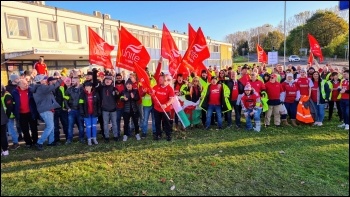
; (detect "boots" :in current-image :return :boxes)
[282,119,291,126]
[291,119,298,127]
[87,138,92,146]
[92,137,98,145]
[253,121,261,132]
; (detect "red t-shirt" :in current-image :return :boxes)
[340,79,349,100]
[152,84,175,112]
[239,74,250,87]
[295,77,313,96]
[86,92,94,115]
[331,80,341,101]
[208,84,222,105]
[230,81,239,101]
[34,62,48,75]
[265,81,283,100]
[311,81,319,102]
[282,81,299,103]
[115,83,125,109]
[241,93,260,110]
[250,80,265,94]
[18,88,30,113]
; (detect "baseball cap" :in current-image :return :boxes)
[47,76,57,82]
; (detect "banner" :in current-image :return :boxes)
[134,62,152,93]
[88,27,114,69]
[172,96,191,128]
[117,26,150,71]
[308,33,323,63]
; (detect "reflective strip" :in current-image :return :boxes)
[64,96,70,100]
[79,99,84,104]
[296,112,312,118]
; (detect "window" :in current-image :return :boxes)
[65,24,80,43]
[39,20,56,41]
[7,15,29,38]
[214,45,219,52]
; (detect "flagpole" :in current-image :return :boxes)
[283,1,287,71]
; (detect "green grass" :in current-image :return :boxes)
[1,118,349,196]
[233,56,249,63]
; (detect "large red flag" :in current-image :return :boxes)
[134,62,152,93]
[88,27,114,69]
[308,33,323,63]
[308,51,314,65]
[256,44,268,63]
[117,26,150,71]
[161,24,182,78]
[180,27,210,77]
[188,23,196,47]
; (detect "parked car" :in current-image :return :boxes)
[288,55,301,62]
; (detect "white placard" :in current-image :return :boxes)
[268,52,278,65]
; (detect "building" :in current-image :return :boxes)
[1,1,233,84]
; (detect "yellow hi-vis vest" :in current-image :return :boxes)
[337,79,346,100]
[142,77,157,107]
[1,92,15,118]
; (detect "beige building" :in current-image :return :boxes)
[1,1,232,84]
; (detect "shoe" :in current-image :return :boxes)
[338,123,346,128]
[317,122,323,126]
[47,142,57,146]
[141,133,147,138]
[36,143,43,151]
[113,137,119,142]
[345,124,349,130]
[92,137,98,145]
[235,125,241,129]
[123,135,128,142]
[135,134,141,141]
[18,134,23,142]
[153,135,160,141]
[2,150,9,156]
[166,136,172,141]
[11,143,20,150]
[87,139,92,146]
[65,140,72,145]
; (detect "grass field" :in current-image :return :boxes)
[1,118,349,196]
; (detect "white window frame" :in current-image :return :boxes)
[64,23,81,43]
[38,19,57,41]
[6,14,31,39]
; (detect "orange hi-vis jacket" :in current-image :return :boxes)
[296,95,314,123]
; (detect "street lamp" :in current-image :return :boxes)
[283,1,287,70]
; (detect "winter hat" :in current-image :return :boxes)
[83,81,93,87]
[301,68,307,73]
[286,73,293,78]
[34,75,48,83]
[10,74,20,82]
[244,83,252,91]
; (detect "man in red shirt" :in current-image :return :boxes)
[338,69,349,130]
[239,65,251,87]
[151,75,175,141]
[264,74,284,127]
[225,71,244,128]
[33,57,48,76]
[249,72,265,96]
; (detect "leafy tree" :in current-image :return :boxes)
[323,33,349,58]
[236,39,249,56]
[262,31,284,51]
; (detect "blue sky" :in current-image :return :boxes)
[46,1,339,41]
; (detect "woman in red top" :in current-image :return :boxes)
[281,73,300,126]
[79,81,101,146]
[328,72,342,121]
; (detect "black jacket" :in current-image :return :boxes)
[65,86,84,110]
[225,80,244,101]
[98,85,117,112]
[6,83,17,96]
[54,85,67,110]
[121,89,140,114]
[189,85,201,103]
[79,90,101,118]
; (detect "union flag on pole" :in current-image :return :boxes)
[256,44,268,63]
[308,51,314,65]
[308,33,323,63]
[134,62,152,93]
[88,27,114,69]
[188,23,196,47]
[161,23,182,78]
[117,26,150,71]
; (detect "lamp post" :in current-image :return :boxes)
[283,1,287,70]
[258,24,271,46]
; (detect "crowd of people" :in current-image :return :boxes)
[1,57,349,156]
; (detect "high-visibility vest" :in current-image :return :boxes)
[327,81,333,100]
[320,80,327,100]
[141,77,157,107]
[260,91,269,112]
[1,92,15,118]
[296,95,314,123]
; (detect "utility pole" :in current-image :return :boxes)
[283,1,287,70]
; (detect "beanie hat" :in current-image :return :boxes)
[34,75,48,83]
[286,73,293,78]
[244,83,252,91]
[10,74,20,82]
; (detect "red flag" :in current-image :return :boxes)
[308,33,323,63]
[88,27,114,69]
[188,23,196,48]
[117,26,150,71]
[256,44,268,63]
[180,27,210,77]
[134,62,152,93]
[308,52,314,64]
[161,24,182,78]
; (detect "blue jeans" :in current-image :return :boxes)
[116,108,124,137]
[227,100,242,127]
[314,102,325,123]
[68,109,84,141]
[245,108,261,130]
[84,115,97,139]
[284,102,297,119]
[103,111,118,138]
[142,106,156,134]
[340,99,349,125]
[205,105,222,128]
[37,111,55,145]
[7,118,18,144]
[54,109,68,141]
